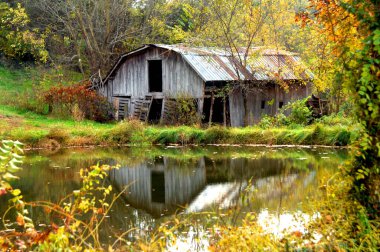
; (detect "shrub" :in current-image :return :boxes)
[258,115,275,129]
[71,103,85,121]
[316,113,355,127]
[203,126,231,143]
[285,98,313,125]
[161,93,201,126]
[46,127,69,143]
[258,99,312,128]
[107,120,144,144]
[335,129,351,146]
[43,81,114,122]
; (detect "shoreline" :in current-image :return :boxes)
[23,142,351,152]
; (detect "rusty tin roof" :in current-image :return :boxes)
[104,44,313,83]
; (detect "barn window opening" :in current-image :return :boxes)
[148,60,163,92]
[148,99,163,124]
[279,101,284,109]
[261,100,266,109]
[151,171,165,203]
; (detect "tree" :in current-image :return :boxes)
[185,0,313,126]
[0,2,48,62]
[306,0,379,216]
[21,0,145,75]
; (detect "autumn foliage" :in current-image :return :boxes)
[43,82,114,122]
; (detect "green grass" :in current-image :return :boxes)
[0,103,362,148]
[0,104,361,148]
[0,66,33,92]
[0,105,115,147]
[0,65,83,108]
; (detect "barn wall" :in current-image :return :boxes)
[106,47,204,99]
[229,83,309,126]
[163,52,204,97]
[245,83,309,124]
[229,90,245,127]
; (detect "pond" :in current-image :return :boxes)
[0,146,349,248]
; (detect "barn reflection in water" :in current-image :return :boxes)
[109,155,312,217]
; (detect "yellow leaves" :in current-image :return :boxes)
[11,188,21,196]
[0,2,48,62]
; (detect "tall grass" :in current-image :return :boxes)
[0,103,361,148]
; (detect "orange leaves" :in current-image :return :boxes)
[306,0,363,48]
[43,81,114,122]
[16,214,25,227]
[295,12,311,28]
[43,81,94,106]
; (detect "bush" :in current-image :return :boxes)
[43,82,114,122]
[161,94,201,126]
[316,113,355,127]
[203,126,231,143]
[258,115,276,129]
[285,98,313,125]
[107,120,144,144]
[258,99,312,128]
[335,129,351,146]
[46,127,69,143]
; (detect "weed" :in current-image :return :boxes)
[46,127,70,143]
[107,120,144,144]
[203,126,232,144]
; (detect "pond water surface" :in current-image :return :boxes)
[0,146,349,248]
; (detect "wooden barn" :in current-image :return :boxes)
[98,44,313,126]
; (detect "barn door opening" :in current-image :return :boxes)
[202,95,230,126]
[148,60,163,92]
[148,99,163,124]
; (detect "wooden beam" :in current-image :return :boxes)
[209,92,215,127]
[223,98,227,127]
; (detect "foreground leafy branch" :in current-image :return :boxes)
[0,140,131,251]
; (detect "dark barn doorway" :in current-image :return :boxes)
[202,96,230,125]
[148,60,163,92]
[148,99,163,124]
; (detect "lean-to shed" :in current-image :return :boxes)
[98,44,313,126]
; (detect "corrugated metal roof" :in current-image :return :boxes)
[153,44,314,82]
[103,44,313,83]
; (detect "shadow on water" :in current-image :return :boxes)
[0,146,349,245]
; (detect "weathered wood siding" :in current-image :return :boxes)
[107,47,204,99]
[229,82,310,126]
[229,89,245,127]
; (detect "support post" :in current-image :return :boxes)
[209,92,215,127]
[223,97,227,127]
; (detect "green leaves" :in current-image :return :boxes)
[373,29,380,54]
[0,140,35,237]
[1,140,24,181]
[3,172,19,181]
[0,3,48,62]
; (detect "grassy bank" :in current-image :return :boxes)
[0,105,361,149]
